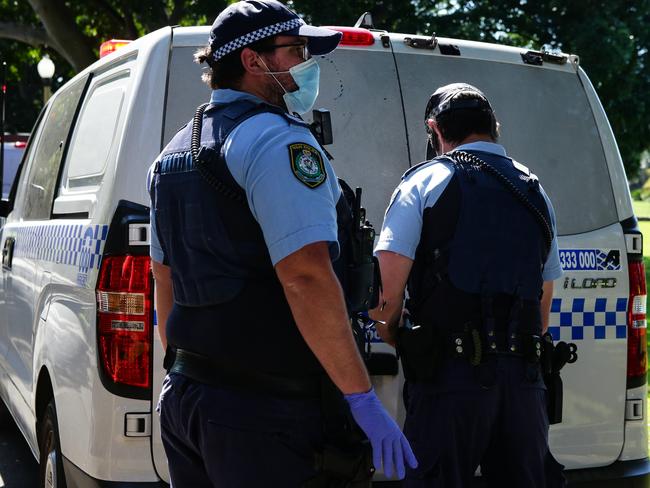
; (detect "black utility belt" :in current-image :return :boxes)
[396,324,543,383]
[168,348,321,398]
[446,329,543,365]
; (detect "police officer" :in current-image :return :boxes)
[371,83,565,487]
[148,1,416,486]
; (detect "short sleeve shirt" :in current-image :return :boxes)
[148,89,341,266]
[375,141,563,282]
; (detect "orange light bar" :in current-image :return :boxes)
[99,39,132,58]
[324,27,375,46]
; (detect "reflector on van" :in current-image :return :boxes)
[324,27,375,46]
[99,39,132,58]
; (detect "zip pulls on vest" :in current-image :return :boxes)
[257,55,320,115]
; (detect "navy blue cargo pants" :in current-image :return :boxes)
[158,373,323,487]
[403,355,566,487]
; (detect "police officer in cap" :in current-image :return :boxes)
[148,1,416,486]
[370,83,565,487]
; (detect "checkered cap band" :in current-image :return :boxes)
[212,18,304,61]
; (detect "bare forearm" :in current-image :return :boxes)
[276,242,371,395]
[369,251,413,347]
[282,270,371,394]
[370,295,403,346]
[152,261,173,350]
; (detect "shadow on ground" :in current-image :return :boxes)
[0,401,38,487]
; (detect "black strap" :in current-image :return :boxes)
[170,348,321,398]
[447,150,553,260]
[190,102,248,204]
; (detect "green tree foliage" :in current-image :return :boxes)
[1,0,648,175]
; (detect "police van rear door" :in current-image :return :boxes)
[390,35,630,470]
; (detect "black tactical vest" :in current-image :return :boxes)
[407,150,552,340]
[150,99,354,378]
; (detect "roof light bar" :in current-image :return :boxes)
[99,40,132,58]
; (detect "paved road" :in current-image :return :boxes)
[0,402,39,487]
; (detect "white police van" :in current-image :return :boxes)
[0,23,646,488]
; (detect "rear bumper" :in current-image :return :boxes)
[564,458,650,487]
[373,458,650,487]
[63,457,167,488]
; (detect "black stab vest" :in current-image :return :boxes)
[150,99,353,378]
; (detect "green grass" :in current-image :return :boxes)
[633,200,650,220]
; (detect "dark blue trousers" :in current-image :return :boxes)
[403,356,566,488]
[158,373,323,488]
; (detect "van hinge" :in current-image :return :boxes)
[404,34,437,51]
[521,50,568,66]
[128,224,150,246]
[625,399,644,421]
[625,233,643,256]
[124,413,151,437]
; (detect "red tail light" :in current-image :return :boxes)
[627,259,647,380]
[324,27,375,46]
[97,255,152,389]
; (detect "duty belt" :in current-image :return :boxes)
[169,348,321,398]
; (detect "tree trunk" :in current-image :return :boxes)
[27,0,97,72]
[0,22,50,47]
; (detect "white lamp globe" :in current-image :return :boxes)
[37,55,55,80]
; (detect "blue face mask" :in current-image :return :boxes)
[260,57,320,115]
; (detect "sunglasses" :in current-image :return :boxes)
[257,42,310,61]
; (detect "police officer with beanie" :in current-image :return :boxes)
[148,1,416,486]
[371,83,566,487]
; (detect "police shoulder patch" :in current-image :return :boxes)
[288,143,327,188]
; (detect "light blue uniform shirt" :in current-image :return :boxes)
[149,89,341,265]
[375,141,563,282]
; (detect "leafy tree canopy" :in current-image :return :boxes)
[1,0,648,175]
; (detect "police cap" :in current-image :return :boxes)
[209,0,342,62]
[424,83,493,121]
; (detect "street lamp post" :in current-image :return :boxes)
[37,54,55,105]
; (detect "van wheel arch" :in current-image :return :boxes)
[35,367,54,436]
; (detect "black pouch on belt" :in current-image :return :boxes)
[303,441,374,488]
[396,323,441,382]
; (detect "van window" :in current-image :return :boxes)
[19,75,88,220]
[162,47,211,145]
[62,71,130,190]
[394,54,617,236]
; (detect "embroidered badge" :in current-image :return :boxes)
[288,143,326,188]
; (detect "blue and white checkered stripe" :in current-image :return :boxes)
[596,250,621,270]
[548,297,628,342]
[12,224,109,272]
[212,18,304,61]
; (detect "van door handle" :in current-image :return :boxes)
[2,237,15,270]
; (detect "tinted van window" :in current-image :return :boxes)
[395,54,617,235]
[62,71,130,190]
[20,75,88,220]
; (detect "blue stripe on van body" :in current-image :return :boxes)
[10,224,109,286]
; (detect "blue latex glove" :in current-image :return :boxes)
[344,387,418,479]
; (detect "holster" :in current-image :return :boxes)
[540,332,577,425]
[545,372,564,425]
[396,323,442,382]
[304,379,374,488]
[304,441,373,488]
